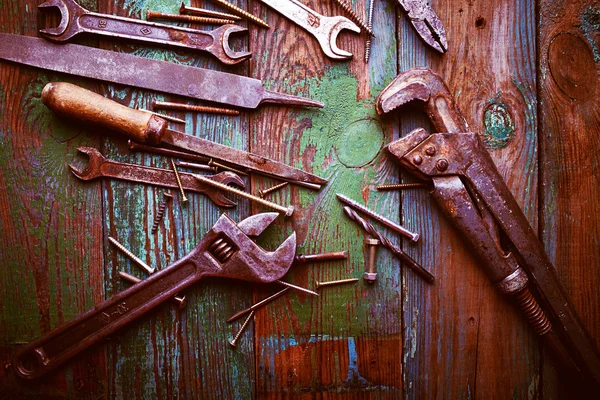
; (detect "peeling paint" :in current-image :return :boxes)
[482,96,515,149]
[581,5,600,63]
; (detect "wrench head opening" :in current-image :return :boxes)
[39,0,83,41]
[198,213,296,283]
[323,19,360,60]
[219,25,252,65]
[206,171,246,208]
[68,147,106,181]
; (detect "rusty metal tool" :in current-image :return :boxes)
[376,67,600,385]
[343,206,434,283]
[69,147,244,208]
[259,0,360,59]
[41,83,326,189]
[13,212,297,379]
[119,271,187,309]
[38,0,250,65]
[0,33,322,109]
[397,0,447,53]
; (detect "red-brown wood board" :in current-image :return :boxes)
[0,0,598,398]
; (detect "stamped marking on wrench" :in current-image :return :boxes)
[38,0,251,65]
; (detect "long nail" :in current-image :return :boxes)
[276,280,319,296]
[315,278,359,289]
[109,237,155,274]
[227,288,290,323]
[136,107,186,124]
[295,251,348,263]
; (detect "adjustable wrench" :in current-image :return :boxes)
[39,0,251,65]
[376,68,600,386]
[259,0,360,59]
[13,212,296,379]
[69,147,245,208]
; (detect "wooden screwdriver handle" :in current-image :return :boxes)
[41,82,167,145]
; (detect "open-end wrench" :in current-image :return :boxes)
[13,212,296,379]
[259,0,360,59]
[38,0,251,65]
[69,147,245,208]
[376,68,600,386]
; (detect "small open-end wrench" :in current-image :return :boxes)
[38,0,251,65]
[259,0,360,59]
[13,212,297,379]
[69,147,245,207]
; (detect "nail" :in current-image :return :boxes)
[210,0,270,28]
[108,236,155,274]
[295,251,348,263]
[258,182,289,198]
[171,159,188,202]
[151,192,173,234]
[195,175,294,216]
[336,194,419,242]
[146,10,235,25]
[229,310,255,347]
[151,100,240,116]
[315,278,359,289]
[276,280,319,296]
[119,271,186,309]
[227,288,290,323]
[128,140,211,164]
[376,183,429,191]
[136,107,186,124]
[363,238,380,283]
[175,161,217,173]
[180,2,242,21]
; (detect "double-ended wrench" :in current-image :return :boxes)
[39,0,251,65]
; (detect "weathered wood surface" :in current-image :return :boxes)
[0,0,599,399]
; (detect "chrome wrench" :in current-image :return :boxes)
[39,0,251,65]
[259,0,360,59]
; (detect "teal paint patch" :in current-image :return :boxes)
[581,5,600,64]
[482,97,515,149]
[336,119,384,168]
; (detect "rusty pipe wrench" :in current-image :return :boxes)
[259,0,360,59]
[69,147,245,207]
[376,68,600,385]
[13,212,296,379]
[42,82,326,189]
[38,0,251,65]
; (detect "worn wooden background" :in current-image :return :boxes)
[0,0,599,398]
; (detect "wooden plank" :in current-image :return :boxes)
[397,1,541,397]
[538,0,600,396]
[249,0,403,396]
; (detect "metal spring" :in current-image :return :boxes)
[514,288,552,335]
[209,237,236,263]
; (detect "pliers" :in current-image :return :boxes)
[398,0,448,53]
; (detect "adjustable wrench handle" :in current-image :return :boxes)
[13,252,211,380]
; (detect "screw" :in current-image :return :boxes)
[315,277,359,289]
[376,183,429,191]
[146,10,235,25]
[363,238,380,283]
[210,0,270,28]
[227,288,290,323]
[295,251,348,263]
[118,271,187,309]
[135,107,186,125]
[332,0,374,36]
[364,0,375,62]
[108,236,155,274]
[180,2,242,21]
[195,175,294,216]
[171,159,188,202]
[151,100,240,116]
[151,192,173,234]
[436,159,449,171]
[259,182,289,198]
[229,310,255,347]
[276,280,319,296]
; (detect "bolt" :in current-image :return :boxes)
[276,280,319,296]
[171,159,188,202]
[425,146,437,156]
[146,10,235,25]
[259,182,289,198]
[119,271,187,309]
[363,238,380,283]
[227,288,290,323]
[413,155,423,165]
[151,192,173,234]
[210,0,270,28]
[180,2,242,21]
[376,183,429,191]
[436,158,449,171]
[229,310,255,347]
[332,0,374,36]
[295,251,348,263]
[315,277,359,289]
[195,175,294,216]
[108,236,155,274]
[151,100,240,116]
